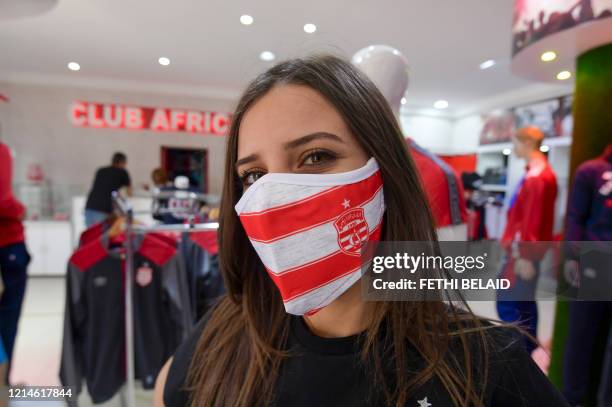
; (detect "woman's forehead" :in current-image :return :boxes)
[238,85,350,151]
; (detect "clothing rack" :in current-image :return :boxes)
[111,192,218,407]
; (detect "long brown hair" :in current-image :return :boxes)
[187,54,489,406]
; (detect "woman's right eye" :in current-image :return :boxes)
[240,170,265,188]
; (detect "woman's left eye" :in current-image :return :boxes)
[302,150,335,166]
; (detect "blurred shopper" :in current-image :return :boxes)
[0,142,30,384]
[156,55,568,407]
[151,167,171,189]
[0,339,5,407]
[84,152,132,227]
[462,172,488,241]
[496,126,557,354]
[562,144,612,407]
[0,278,7,406]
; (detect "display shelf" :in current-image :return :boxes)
[480,184,508,192]
[477,143,512,154]
[543,136,572,147]
[477,136,571,154]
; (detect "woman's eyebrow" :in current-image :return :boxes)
[283,132,344,151]
[235,153,259,168]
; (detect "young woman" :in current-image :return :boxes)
[155,55,568,407]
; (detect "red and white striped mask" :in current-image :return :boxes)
[235,158,385,315]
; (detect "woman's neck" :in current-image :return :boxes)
[302,281,373,338]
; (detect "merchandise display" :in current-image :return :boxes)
[60,217,223,402]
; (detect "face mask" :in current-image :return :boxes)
[235,158,385,315]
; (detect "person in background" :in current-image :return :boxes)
[0,338,6,407]
[0,277,7,406]
[0,142,30,384]
[151,168,171,189]
[562,143,611,407]
[461,171,488,241]
[84,152,132,227]
[496,126,557,355]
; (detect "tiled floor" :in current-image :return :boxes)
[8,277,557,406]
[9,277,153,407]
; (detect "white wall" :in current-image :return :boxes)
[450,115,483,154]
[399,113,454,153]
[0,81,235,196]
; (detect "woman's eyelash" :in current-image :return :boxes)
[302,149,337,163]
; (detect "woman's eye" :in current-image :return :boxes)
[302,150,335,166]
[240,171,264,188]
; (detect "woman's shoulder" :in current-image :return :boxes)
[163,300,219,407]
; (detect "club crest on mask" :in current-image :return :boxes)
[334,207,369,256]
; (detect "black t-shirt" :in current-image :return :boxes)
[164,312,569,407]
[85,166,131,213]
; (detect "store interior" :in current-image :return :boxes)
[0,0,611,406]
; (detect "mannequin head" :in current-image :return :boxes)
[512,126,544,159]
[352,45,409,117]
[174,175,190,190]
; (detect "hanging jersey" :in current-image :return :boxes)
[407,139,468,228]
[180,231,224,320]
[566,149,612,241]
[60,233,193,403]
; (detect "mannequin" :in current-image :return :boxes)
[352,45,468,240]
[496,126,557,355]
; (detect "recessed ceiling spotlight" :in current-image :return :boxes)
[240,15,254,25]
[259,51,275,62]
[401,97,407,105]
[67,62,80,71]
[540,145,550,153]
[479,59,496,70]
[502,148,512,156]
[541,51,557,62]
[433,100,449,109]
[158,57,170,66]
[303,23,316,33]
[556,70,572,80]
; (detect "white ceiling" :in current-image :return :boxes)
[0,0,571,115]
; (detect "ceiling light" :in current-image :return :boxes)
[158,57,170,66]
[401,97,407,105]
[433,100,449,109]
[541,51,557,62]
[479,59,496,70]
[240,15,253,25]
[67,62,80,71]
[303,23,316,33]
[556,70,571,80]
[502,148,511,156]
[259,51,275,62]
[540,145,550,153]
